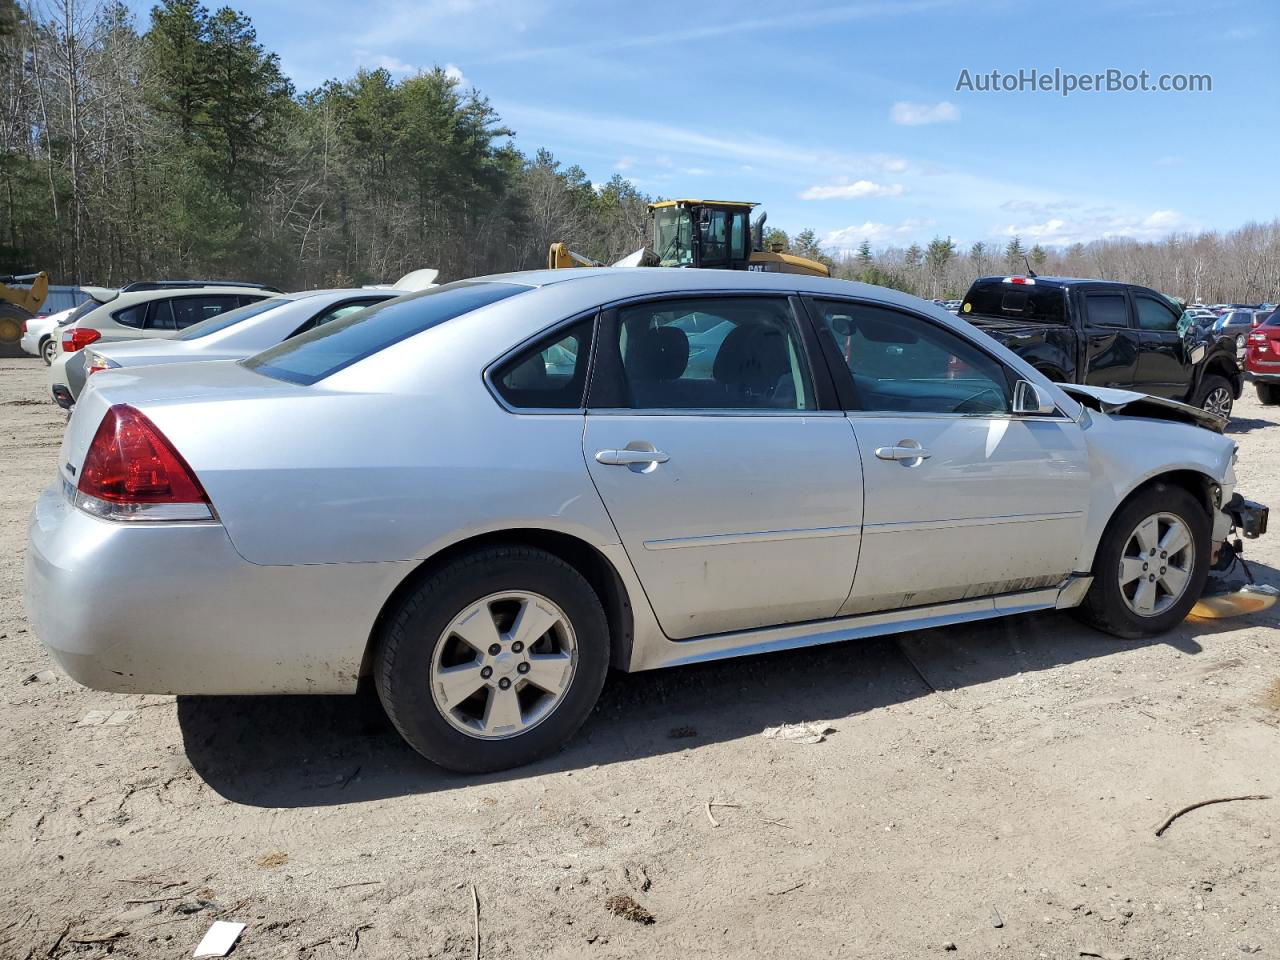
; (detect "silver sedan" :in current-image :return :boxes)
[26,269,1263,772]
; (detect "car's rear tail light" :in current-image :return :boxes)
[62,327,100,352]
[72,405,214,521]
[85,351,120,377]
[1249,332,1267,342]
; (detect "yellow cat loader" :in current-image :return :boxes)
[548,200,829,276]
[0,272,49,357]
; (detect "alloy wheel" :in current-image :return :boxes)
[429,591,578,739]
[1118,512,1195,617]
[1202,387,1232,419]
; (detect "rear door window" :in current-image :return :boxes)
[1082,293,1130,328]
[595,297,815,410]
[245,282,528,385]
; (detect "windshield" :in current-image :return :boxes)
[244,281,528,385]
[175,297,290,340]
[653,208,693,267]
[961,280,1067,323]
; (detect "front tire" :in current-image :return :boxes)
[1257,382,1280,406]
[1194,373,1234,420]
[1074,484,1210,639]
[374,545,610,773]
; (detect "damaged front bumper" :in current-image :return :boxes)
[1195,493,1275,618]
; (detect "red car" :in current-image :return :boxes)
[1246,311,1280,404]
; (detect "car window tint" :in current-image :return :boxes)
[168,295,240,329]
[175,298,289,341]
[1083,293,1129,328]
[112,303,146,328]
[813,300,1012,415]
[246,282,528,385]
[147,301,176,330]
[1135,295,1178,331]
[494,318,594,409]
[604,297,814,410]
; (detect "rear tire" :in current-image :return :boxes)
[1257,382,1280,406]
[40,336,56,365]
[1193,374,1234,420]
[1074,484,1210,639]
[0,303,31,359]
[374,545,610,773]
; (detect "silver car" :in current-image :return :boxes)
[26,269,1265,772]
[83,289,400,377]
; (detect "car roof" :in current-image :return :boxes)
[461,267,931,310]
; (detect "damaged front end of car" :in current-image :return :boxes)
[1061,383,1273,617]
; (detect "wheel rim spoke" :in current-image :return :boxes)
[523,652,573,696]
[435,663,486,710]
[1159,564,1190,599]
[509,597,561,650]
[451,602,502,656]
[1119,556,1146,585]
[1159,522,1190,557]
[1132,577,1158,615]
[481,685,524,735]
[1133,516,1160,554]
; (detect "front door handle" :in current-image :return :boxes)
[595,448,670,466]
[875,443,932,462]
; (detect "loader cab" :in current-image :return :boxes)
[650,200,754,270]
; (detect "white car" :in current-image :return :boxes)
[20,308,72,364]
[84,289,401,377]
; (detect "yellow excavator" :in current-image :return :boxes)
[0,272,49,356]
[548,200,829,276]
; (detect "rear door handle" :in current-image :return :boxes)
[595,448,670,466]
[875,444,932,462]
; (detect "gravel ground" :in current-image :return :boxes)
[1,356,1278,960]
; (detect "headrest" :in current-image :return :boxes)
[626,326,689,382]
[712,323,789,386]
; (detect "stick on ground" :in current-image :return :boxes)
[1154,794,1271,837]
[895,640,958,709]
[470,883,480,960]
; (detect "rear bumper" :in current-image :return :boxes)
[25,483,410,694]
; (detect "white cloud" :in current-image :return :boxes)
[800,179,905,200]
[995,208,1197,245]
[614,156,635,171]
[889,100,959,126]
[362,52,417,73]
[443,63,466,85]
[824,219,936,250]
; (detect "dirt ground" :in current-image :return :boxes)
[1,355,1278,960]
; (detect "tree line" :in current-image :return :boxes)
[3,0,1278,303]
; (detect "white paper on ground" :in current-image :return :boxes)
[193,921,245,958]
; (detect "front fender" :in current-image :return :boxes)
[1078,408,1235,569]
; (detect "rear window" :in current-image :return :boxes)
[244,282,528,385]
[961,280,1067,324]
[1264,311,1280,327]
[176,297,289,340]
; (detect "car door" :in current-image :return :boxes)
[1078,288,1140,387]
[582,294,863,639]
[805,297,1091,615]
[1132,290,1192,399]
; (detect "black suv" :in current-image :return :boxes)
[959,275,1242,419]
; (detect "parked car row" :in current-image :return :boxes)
[24,267,1270,773]
[45,273,440,407]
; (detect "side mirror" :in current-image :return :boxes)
[1012,379,1057,416]
[1189,343,1207,365]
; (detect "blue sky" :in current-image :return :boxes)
[127,0,1277,252]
